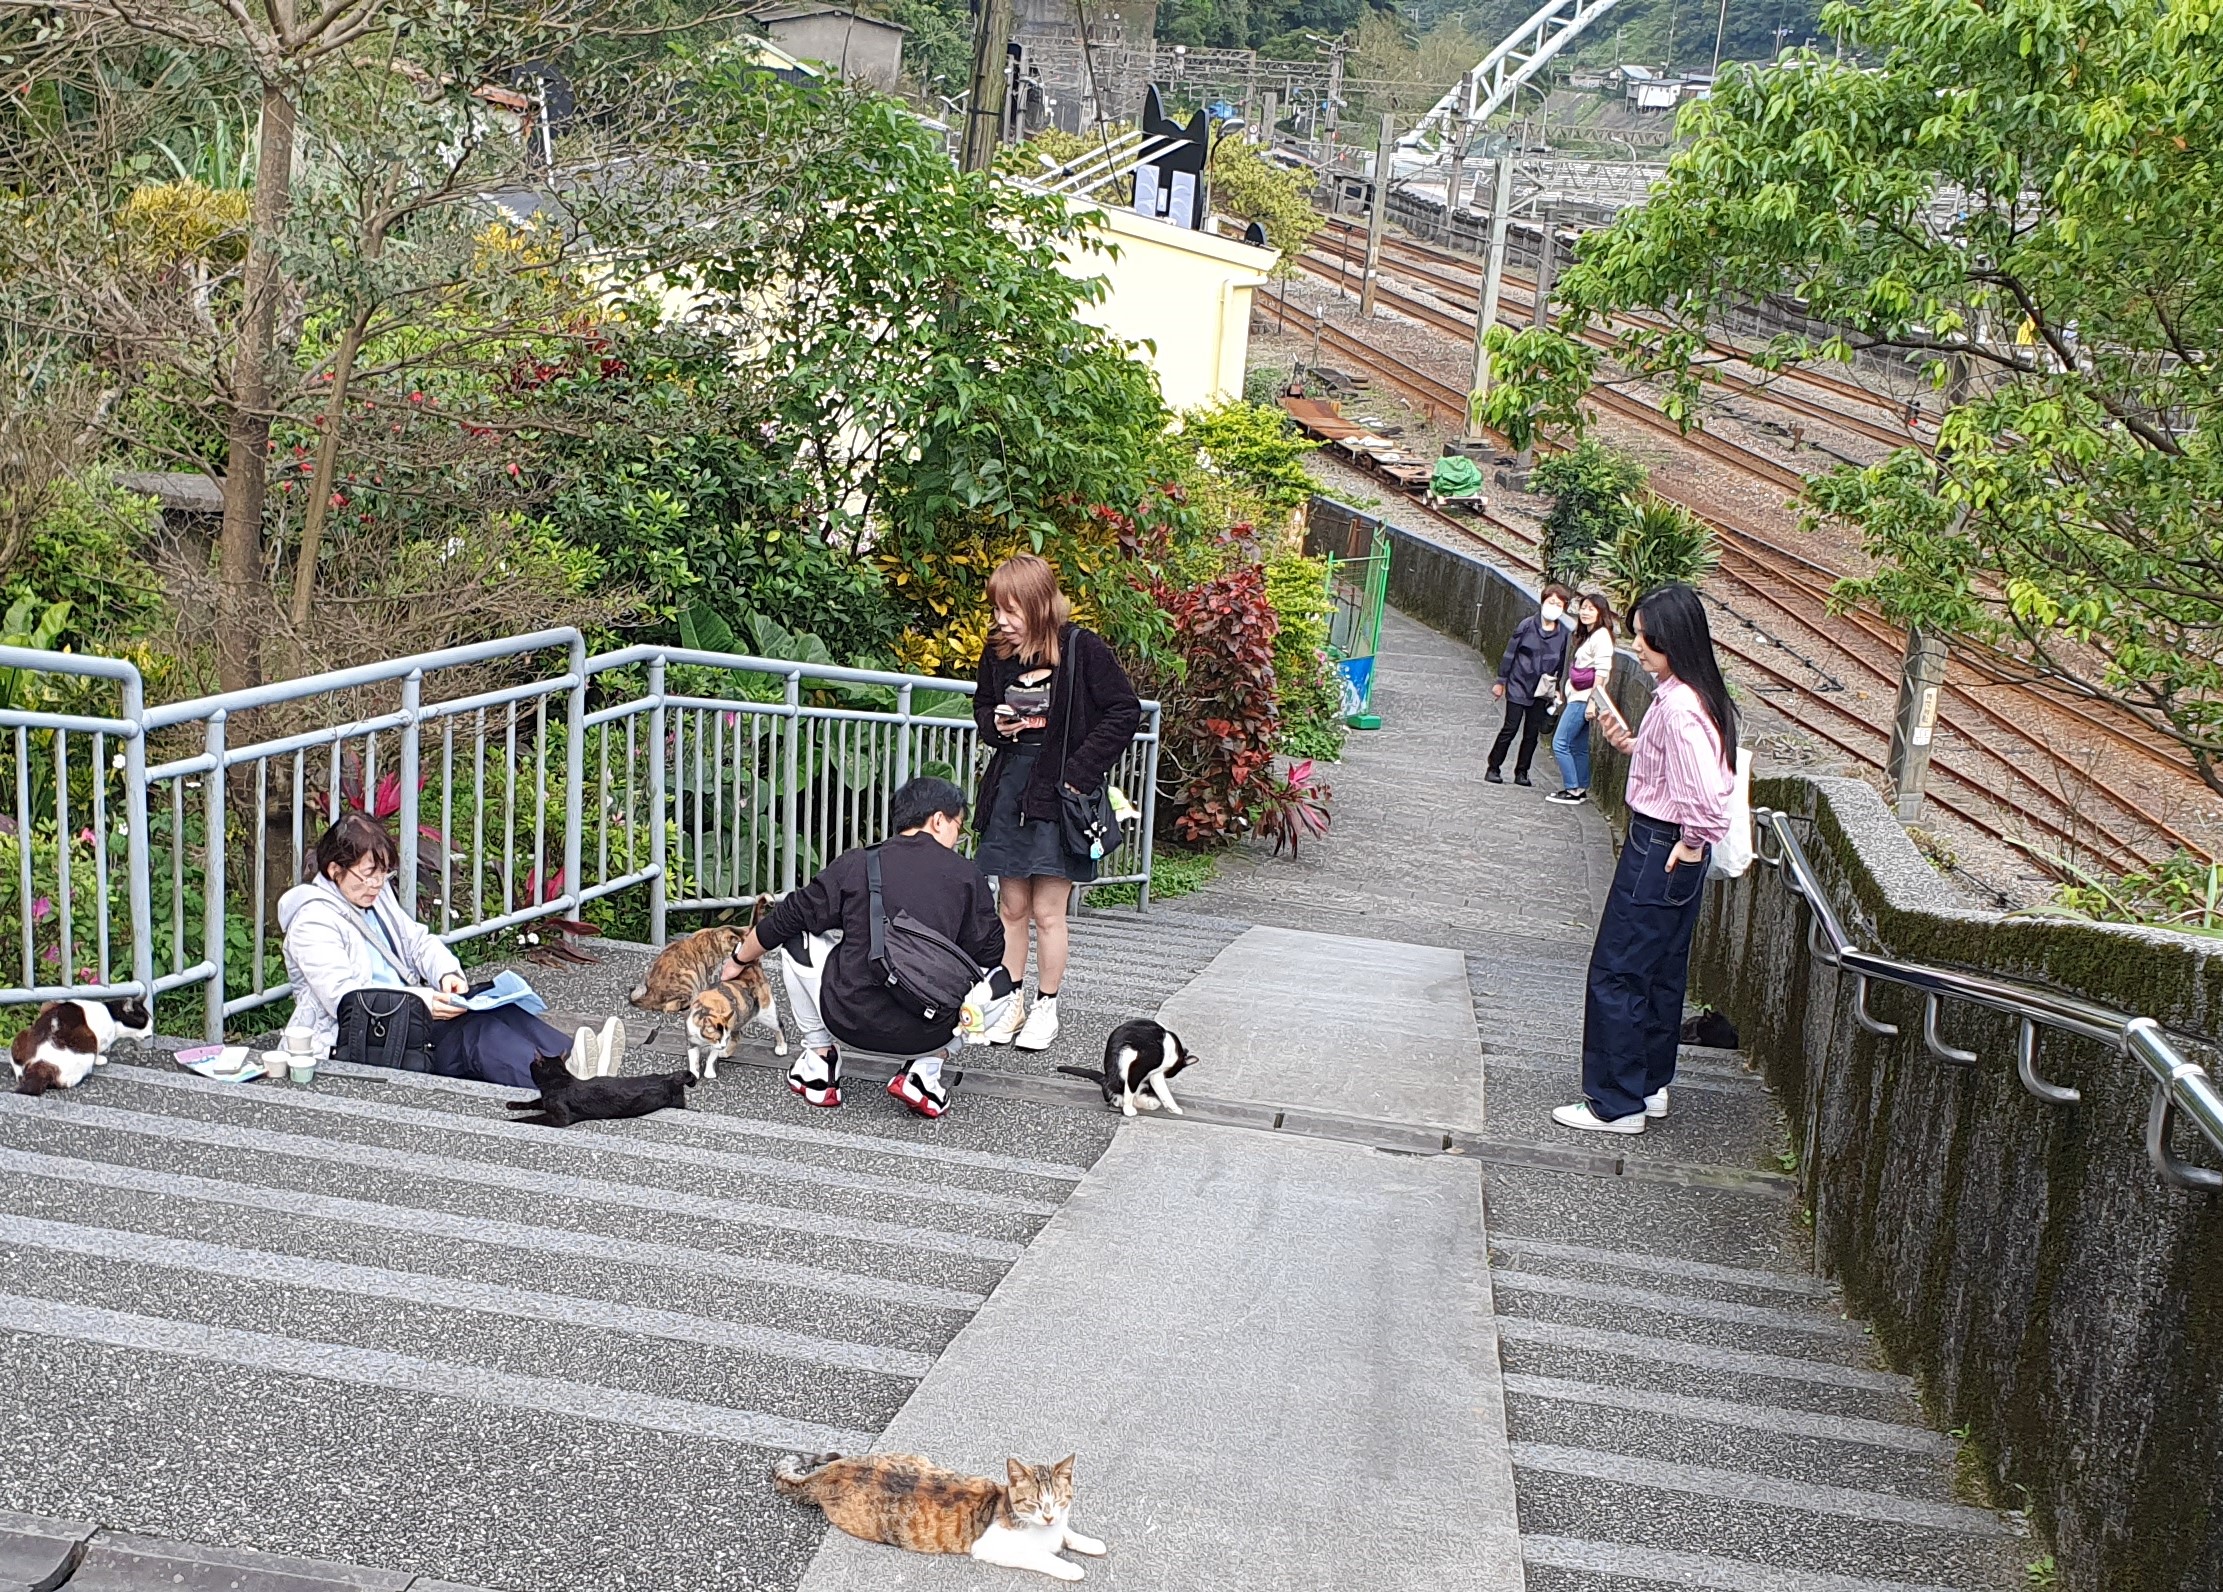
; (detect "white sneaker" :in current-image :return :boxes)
[982,991,1028,1046]
[1551,1101,1647,1135]
[598,1016,627,1077]
[568,1026,598,1079]
[1645,1088,1670,1119]
[1013,995,1061,1052]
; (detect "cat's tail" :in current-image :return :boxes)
[14,1061,60,1097]
[1054,1066,1101,1084]
[771,1452,843,1501]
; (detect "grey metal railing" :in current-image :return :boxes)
[1757,807,2223,1192]
[1,634,1160,1040]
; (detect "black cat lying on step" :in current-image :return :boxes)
[505,1052,693,1127]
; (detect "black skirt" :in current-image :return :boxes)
[974,746,1097,883]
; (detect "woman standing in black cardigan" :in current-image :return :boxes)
[971,554,1141,1051]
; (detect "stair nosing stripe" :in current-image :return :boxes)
[1501,1373,1956,1455]
[1510,1443,2009,1536]
[0,1096,1023,1262]
[1,1212,933,1378]
[1489,1237,1832,1297]
[0,1145,981,1310]
[0,1290,875,1454]
[1521,1534,1965,1592]
[1497,1319,1908,1392]
[104,1066,1060,1215]
[1493,1271,1865,1338]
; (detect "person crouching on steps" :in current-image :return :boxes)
[1488,584,1573,787]
[717,777,1011,1119]
[971,553,1141,1052]
[1553,583,1736,1135]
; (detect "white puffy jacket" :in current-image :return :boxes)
[277,877,462,1057]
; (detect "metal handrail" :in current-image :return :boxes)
[1755,807,2223,1191]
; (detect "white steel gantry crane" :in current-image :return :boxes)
[1396,0,1628,152]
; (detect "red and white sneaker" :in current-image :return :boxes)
[887,1069,948,1120]
[787,1047,842,1109]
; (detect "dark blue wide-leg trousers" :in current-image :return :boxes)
[1581,811,1711,1122]
[430,1005,573,1089]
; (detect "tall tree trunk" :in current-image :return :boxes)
[217,74,299,695]
[289,307,370,634]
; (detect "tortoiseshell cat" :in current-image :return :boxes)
[772,1452,1104,1581]
[627,914,785,1074]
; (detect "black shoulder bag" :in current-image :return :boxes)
[1055,628,1124,864]
[865,845,984,1023]
[332,901,436,1072]
[333,989,436,1072]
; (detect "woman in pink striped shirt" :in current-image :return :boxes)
[1552,584,1738,1134]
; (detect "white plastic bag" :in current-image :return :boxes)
[1715,746,1756,877]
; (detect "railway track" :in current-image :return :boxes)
[1318,221,1932,455]
[1273,290,2209,873]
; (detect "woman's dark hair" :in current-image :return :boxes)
[1573,590,1618,643]
[1633,584,1735,767]
[890,776,968,834]
[1540,582,1575,607]
[307,811,399,884]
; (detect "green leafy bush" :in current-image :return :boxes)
[1083,846,1219,908]
[1263,553,1345,762]
[1594,495,1719,614]
[1149,557,1283,846]
[1531,441,1646,584]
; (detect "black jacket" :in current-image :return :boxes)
[754,832,1004,1056]
[973,624,1142,825]
[1496,615,1571,706]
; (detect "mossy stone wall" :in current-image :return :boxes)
[1692,775,2223,1590]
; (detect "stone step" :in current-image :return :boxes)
[1520,1536,1972,1592]
[1510,1464,2027,1590]
[1488,1237,1836,1306]
[1483,1062,1790,1173]
[1493,1283,1885,1370]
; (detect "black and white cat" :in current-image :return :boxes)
[10,997,153,1096]
[1059,1018,1198,1118]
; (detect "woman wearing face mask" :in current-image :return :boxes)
[971,554,1141,1052]
[1487,583,1574,787]
[1553,583,1737,1135]
[1547,591,1617,806]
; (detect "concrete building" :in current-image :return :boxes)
[1058,201,1276,409]
[759,6,906,89]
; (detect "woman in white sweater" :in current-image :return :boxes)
[279,813,618,1085]
[1548,591,1618,806]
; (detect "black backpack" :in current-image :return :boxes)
[865,846,984,1023]
[334,988,436,1072]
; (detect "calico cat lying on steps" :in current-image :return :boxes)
[773,1452,1105,1582]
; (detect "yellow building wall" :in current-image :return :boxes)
[1060,202,1279,412]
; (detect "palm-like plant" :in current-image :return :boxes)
[1594,495,1720,614]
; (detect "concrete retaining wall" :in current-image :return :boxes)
[1691,774,2223,1590]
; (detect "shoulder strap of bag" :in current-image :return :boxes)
[1057,623,1082,775]
[865,844,889,970]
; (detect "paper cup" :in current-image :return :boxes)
[288,1060,317,1085]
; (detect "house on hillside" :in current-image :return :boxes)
[759,6,906,89]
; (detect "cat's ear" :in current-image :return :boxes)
[1052,1455,1076,1484]
[1007,1458,1031,1488]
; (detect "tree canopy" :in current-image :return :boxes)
[1501,0,2223,791]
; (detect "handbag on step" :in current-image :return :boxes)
[333,988,436,1072]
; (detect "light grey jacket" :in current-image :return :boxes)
[278,877,461,1057]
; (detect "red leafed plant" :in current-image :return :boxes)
[1151,559,1285,846]
[1256,758,1333,857]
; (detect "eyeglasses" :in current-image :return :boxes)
[346,860,393,883]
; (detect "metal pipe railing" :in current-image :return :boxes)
[1755,807,2223,1192]
[1,633,1162,1040]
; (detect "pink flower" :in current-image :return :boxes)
[39,945,58,963]
[30,896,51,921]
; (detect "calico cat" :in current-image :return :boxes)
[504,1052,693,1127]
[685,978,788,1078]
[10,997,153,1096]
[772,1452,1103,1581]
[627,913,786,1070]
[1058,1018,1197,1118]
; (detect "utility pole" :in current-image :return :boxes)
[1358,113,1393,316]
[1530,203,1558,329]
[1887,625,1949,822]
[1711,0,1732,76]
[1464,143,1514,442]
[1262,90,1279,148]
[1442,72,1473,231]
[1323,37,1347,168]
[959,0,1015,173]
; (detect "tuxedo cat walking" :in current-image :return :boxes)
[1059,1019,1198,1118]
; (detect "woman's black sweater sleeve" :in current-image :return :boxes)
[972,647,1002,740]
[1066,629,1142,791]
